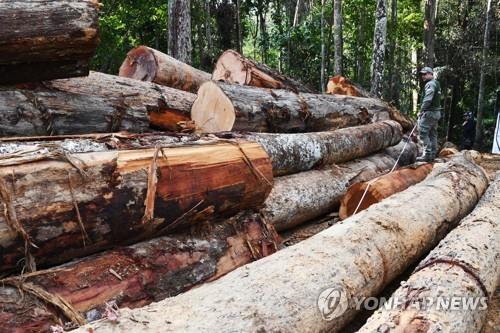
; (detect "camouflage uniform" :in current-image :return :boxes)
[418,78,441,160]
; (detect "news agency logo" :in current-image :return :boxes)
[317,285,489,321]
[317,285,349,320]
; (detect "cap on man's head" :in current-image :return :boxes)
[420,67,433,74]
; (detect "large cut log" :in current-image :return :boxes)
[0,212,279,333]
[0,120,403,177]
[191,81,396,133]
[74,155,489,333]
[0,1,100,84]
[262,141,418,232]
[231,120,403,176]
[339,163,433,219]
[212,49,316,93]
[326,75,372,97]
[0,140,272,273]
[358,173,500,333]
[119,46,211,93]
[0,72,196,136]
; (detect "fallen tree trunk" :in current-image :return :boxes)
[212,50,316,93]
[233,120,403,176]
[358,173,500,333]
[191,81,395,133]
[326,75,372,97]
[0,140,272,273]
[119,46,211,93]
[339,163,433,219]
[1,120,403,177]
[74,154,488,333]
[0,1,100,84]
[0,72,196,136]
[262,141,418,231]
[0,212,279,333]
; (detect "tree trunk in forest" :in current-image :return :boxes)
[0,0,100,84]
[262,141,417,231]
[0,212,279,333]
[244,120,403,176]
[474,0,494,150]
[339,163,433,219]
[119,46,211,93]
[423,0,438,67]
[387,0,398,103]
[0,72,196,136]
[205,0,213,62]
[168,0,192,64]
[370,0,388,97]
[74,155,488,333]
[191,81,395,133]
[0,140,272,273]
[333,0,343,75]
[358,173,500,333]
[212,50,316,93]
[320,0,326,91]
[236,0,242,53]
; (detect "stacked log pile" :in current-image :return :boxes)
[2,7,496,332]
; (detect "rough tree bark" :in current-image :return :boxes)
[0,72,196,136]
[262,141,417,231]
[475,0,494,149]
[212,49,316,93]
[0,0,100,84]
[370,0,388,97]
[339,163,433,219]
[0,212,279,333]
[74,155,488,333]
[358,173,500,333]
[244,120,403,176]
[119,46,211,93]
[333,0,344,75]
[423,0,438,66]
[0,140,272,273]
[191,81,395,133]
[168,0,192,64]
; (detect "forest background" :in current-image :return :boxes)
[91,0,498,150]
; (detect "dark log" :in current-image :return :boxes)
[0,212,280,333]
[339,163,433,219]
[0,0,100,84]
[212,49,316,93]
[119,46,211,93]
[0,139,273,273]
[0,72,196,136]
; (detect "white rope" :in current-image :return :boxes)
[352,123,419,216]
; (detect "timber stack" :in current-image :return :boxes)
[0,4,498,333]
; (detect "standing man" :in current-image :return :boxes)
[417,67,441,162]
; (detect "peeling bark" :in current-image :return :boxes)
[0,140,272,273]
[212,49,316,93]
[0,0,100,84]
[0,212,279,333]
[119,46,211,93]
[0,72,196,136]
[191,81,395,133]
[358,173,500,333]
[73,155,488,333]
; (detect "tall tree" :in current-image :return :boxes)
[205,0,213,60]
[474,0,494,149]
[387,0,398,104]
[333,0,343,75]
[370,0,388,97]
[168,0,192,64]
[320,0,326,91]
[423,0,438,66]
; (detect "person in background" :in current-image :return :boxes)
[417,67,442,162]
[462,112,475,150]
